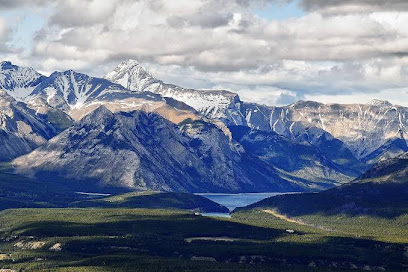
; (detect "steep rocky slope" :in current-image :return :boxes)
[3,60,406,169]
[245,100,408,163]
[0,90,59,161]
[229,126,360,184]
[13,107,309,193]
[239,103,370,172]
[1,61,351,189]
[0,62,199,126]
[4,59,408,191]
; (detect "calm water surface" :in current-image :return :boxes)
[198,192,292,218]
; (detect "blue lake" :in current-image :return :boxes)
[197,192,290,218]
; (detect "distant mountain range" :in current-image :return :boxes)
[1,60,408,193]
[107,60,408,166]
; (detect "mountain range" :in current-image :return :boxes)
[107,60,408,167]
[2,60,408,193]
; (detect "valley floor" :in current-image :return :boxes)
[0,208,407,271]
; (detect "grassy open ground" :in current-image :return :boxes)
[0,208,406,271]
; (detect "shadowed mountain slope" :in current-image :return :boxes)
[239,154,408,218]
[13,106,311,193]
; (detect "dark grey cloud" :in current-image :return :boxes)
[297,0,408,12]
[48,0,121,27]
[0,0,48,9]
[167,13,233,29]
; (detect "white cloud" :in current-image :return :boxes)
[0,17,8,40]
[1,0,408,106]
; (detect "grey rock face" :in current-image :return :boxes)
[229,126,359,188]
[241,102,366,172]
[13,107,309,193]
[22,68,201,127]
[241,101,408,166]
[0,90,58,161]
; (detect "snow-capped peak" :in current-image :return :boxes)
[0,61,45,100]
[28,69,135,111]
[104,59,158,92]
[105,59,246,125]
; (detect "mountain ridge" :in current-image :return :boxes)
[13,106,311,193]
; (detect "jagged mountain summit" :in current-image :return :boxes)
[105,59,245,125]
[0,61,45,100]
[0,62,200,126]
[29,70,134,111]
[0,90,58,161]
[105,59,160,92]
[13,106,308,193]
[4,59,404,169]
[22,68,200,125]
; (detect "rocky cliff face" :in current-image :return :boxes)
[243,100,408,164]
[0,62,199,126]
[0,90,58,161]
[13,107,310,193]
[28,70,159,111]
[229,126,359,186]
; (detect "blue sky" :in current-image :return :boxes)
[2,9,46,53]
[255,0,304,21]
